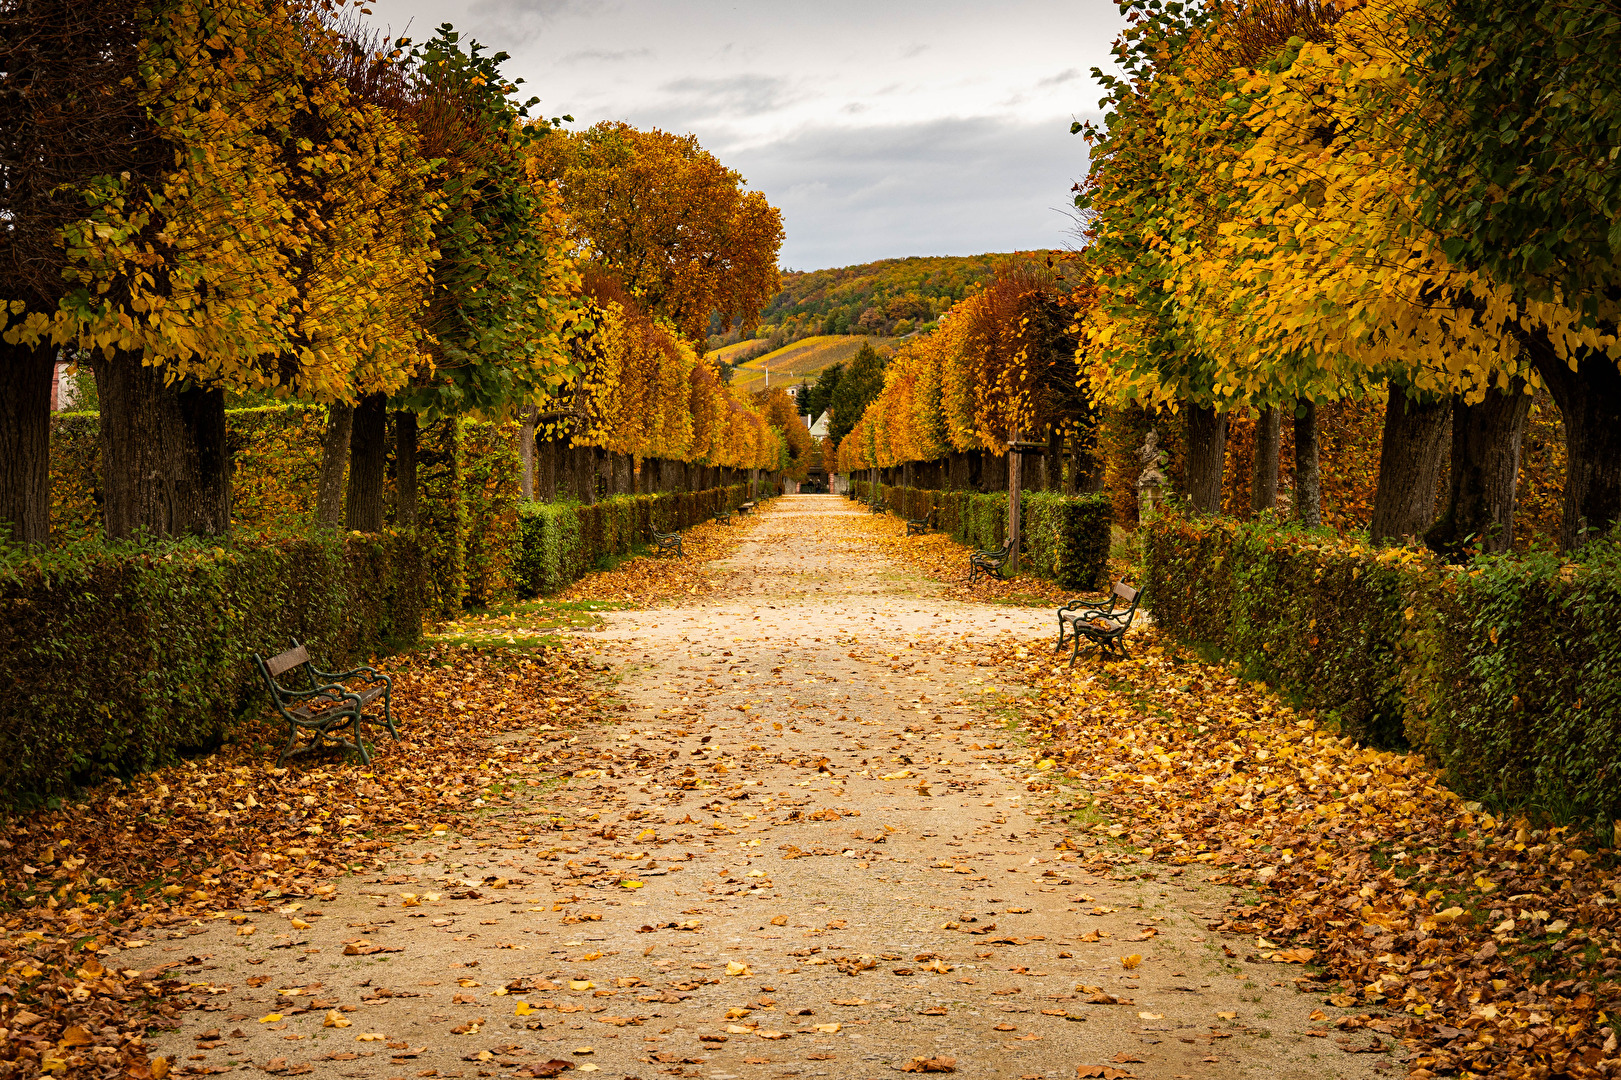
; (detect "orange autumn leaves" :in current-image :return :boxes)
[1014,627,1621,1079]
[835,267,1090,474]
[571,283,784,472]
[0,647,611,1080]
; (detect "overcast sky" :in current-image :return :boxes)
[362,1,1128,269]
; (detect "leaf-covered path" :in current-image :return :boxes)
[132,496,1383,1080]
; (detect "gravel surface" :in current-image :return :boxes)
[130,496,1385,1080]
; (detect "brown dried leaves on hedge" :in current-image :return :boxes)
[1012,628,1620,1080]
[0,642,619,1080]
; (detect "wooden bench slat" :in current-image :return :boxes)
[265,645,310,678]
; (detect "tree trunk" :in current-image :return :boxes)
[567,443,592,503]
[1531,347,1621,550]
[93,356,230,539]
[517,406,536,502]
[981,448,1006,493]
[1424,382,1532,557]
[316,402,354,530]
[1251,406,1281,515]
[1041,426,1061,494]
[594,447,611,501]
[395,410,418,527]
[538,437,559,501]
[0,341,56,544]
[1370,390,1451,544]
[1185,404,1228,514]
[345,392,388,532]
[1293,400,1321,528]
[1007,430,1022,575]
[616,452,632,495]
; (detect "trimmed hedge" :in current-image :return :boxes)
[855,482,1112,589]
[0,532,423,803]
[49,408,742,619]
[1145,513,1621,822]
[516,486,749,596]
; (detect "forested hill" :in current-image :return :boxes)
[717,252,1060,344]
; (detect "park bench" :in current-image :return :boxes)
[869,498,887,514]
[654,529,684,557]
[967,541,1012,584]
[714,509,733,525]
[252,641,395,767]
[905,508,936,536]
[1055,580,1144,665]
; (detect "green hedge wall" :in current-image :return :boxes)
[1144,513,1621,822]
[49,408,737,619]
[853,483,1112,589]
[0,532,423,803]
[515,486,749,596]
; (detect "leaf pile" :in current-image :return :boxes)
[1007,627,1621,1079]
[0,643,615,1080]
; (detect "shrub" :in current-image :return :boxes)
[1144,511,1621,822]
[514,485,748,597]
[866,484,1112,589]
[461,420,521,608]
[0,532,422,804]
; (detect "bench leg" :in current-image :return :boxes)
[276,721,302,767]
[1069,630,1083,668]
[1054,618,1067,653]
[381,688,399,741]
[353,716,372,766]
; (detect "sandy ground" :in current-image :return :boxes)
[128,496,1389,1080]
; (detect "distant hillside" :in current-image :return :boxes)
[709,252,1062,349]
[726,336,900,394]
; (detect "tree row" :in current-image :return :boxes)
[0,0,787,545]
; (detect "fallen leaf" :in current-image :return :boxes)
[901,1056,957,1073]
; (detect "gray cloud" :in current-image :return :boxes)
[656,74,803,120]
[724,116,1097,269]
[459,0,586,47]
[560,47,654,64]
[360,0,1127,268]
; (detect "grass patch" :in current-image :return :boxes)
[427,597,634,648]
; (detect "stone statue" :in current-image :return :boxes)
[1136,429,1168,518]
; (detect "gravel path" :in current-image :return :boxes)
[132,496,1383,1080]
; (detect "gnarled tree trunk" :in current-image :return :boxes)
[1251,406,1281,515]
[0,341,56,544]
[1293,400,1321,528]
[517,406,536,502]
[1425,381,1533,557]
[1531,347,1621,550]
[1370,390,1450,544]
[345,393,387,532]
[93,356,229,539]
[1185,404,1228,514]
[316,402,353,530]
[538,437,560,501]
